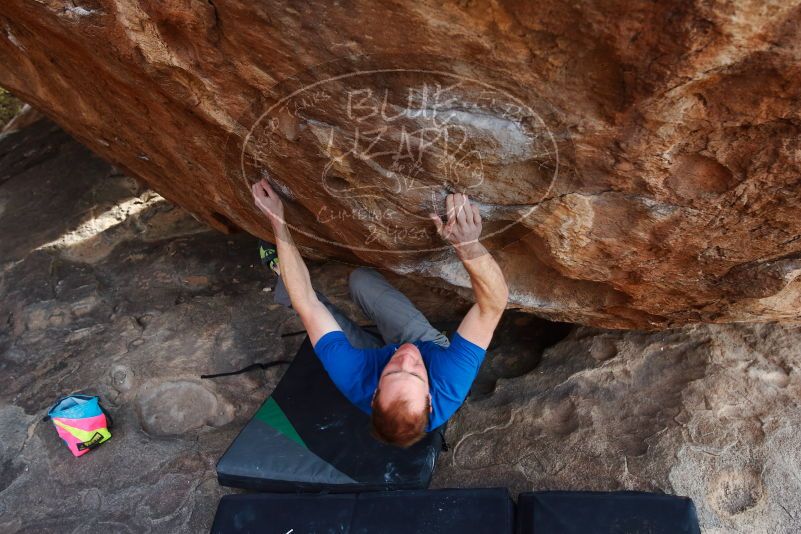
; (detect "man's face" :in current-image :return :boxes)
[374,343,431,413]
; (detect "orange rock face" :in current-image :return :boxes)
[1,1,800,328]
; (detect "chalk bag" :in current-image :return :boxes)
[45,394,112,457]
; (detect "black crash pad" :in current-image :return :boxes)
[216,336,444,492]
[517,491,701,534]
[211,488,514,534]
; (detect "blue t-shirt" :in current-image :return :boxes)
[313,331,486,431]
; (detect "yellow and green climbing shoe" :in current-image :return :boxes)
[258,240,280,276]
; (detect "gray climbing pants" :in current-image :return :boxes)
[274,267,449,349]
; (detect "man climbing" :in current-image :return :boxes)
[251,178,508,447]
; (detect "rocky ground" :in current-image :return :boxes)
[1,120,799,532]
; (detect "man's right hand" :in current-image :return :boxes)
[250,177,343,345]
[251,178,285,225]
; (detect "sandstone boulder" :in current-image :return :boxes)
[1,1,800,328]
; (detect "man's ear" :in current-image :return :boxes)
[429,393,433,413]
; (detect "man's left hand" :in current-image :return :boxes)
[430,193,483,256]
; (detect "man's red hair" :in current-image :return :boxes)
[370,391,429,448]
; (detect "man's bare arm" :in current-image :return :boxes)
[431,193,508,348]
[252,179,341,345]
[452,242,508,348]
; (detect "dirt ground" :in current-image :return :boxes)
[1,120,799,532]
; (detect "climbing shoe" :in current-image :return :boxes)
[258,240,280,276]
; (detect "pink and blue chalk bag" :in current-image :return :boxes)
[46,394,112,457]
